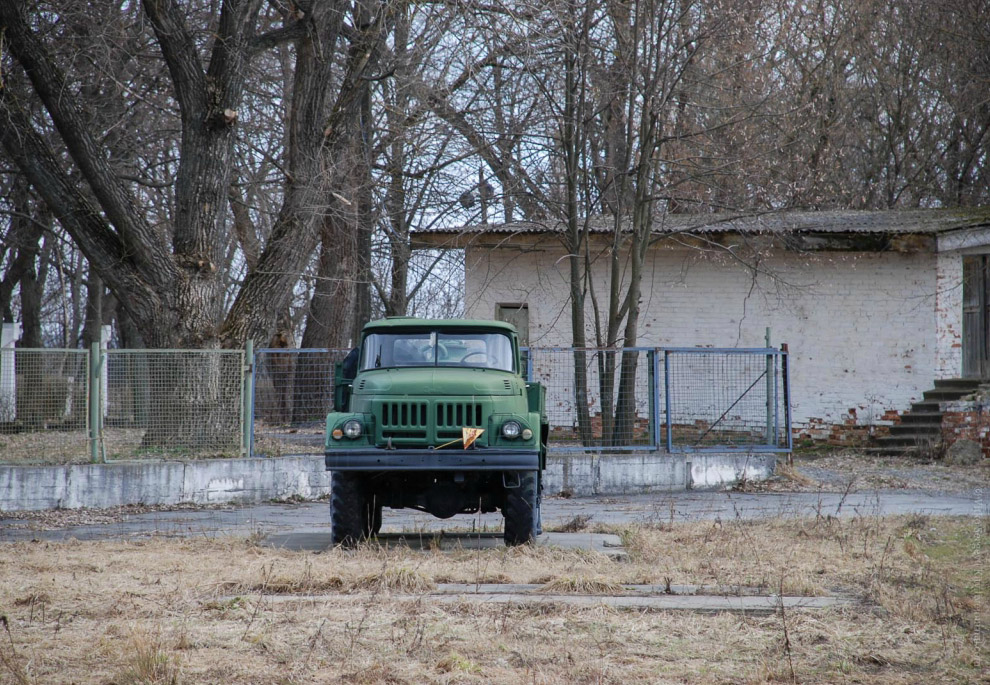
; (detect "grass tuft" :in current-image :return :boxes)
[536,576,626,595]
[352,567,435,593]
[113,632,182,685]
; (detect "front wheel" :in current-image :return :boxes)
[330,472,368,546]
[503,471,539,546]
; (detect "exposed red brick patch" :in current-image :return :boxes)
[941,406,990,459]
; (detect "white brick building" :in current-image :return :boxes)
[415,209,990,441]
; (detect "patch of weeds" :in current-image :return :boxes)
[791,443,841,458]
[338,662,408,684]
[536,576,625,594]
[202,596,246,614]
[0,615,32,685]
[268,494,307,504]
[253,576,345,594]
[550,515,592,533]
[113,632,182,685]
[774,462,817,488]
[352,567,434,593]
[901,513,930,532]
[436,650,482,674]
[919,522,989,601]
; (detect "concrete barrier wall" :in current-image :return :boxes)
[543,452,777,497]
[0,451,776,512]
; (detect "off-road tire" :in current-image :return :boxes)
[330,472,367,546]
[503,470,539,546]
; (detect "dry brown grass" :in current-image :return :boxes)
[535,576,626,594]
[0,514,985,684]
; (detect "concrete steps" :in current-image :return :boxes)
[873,378,982,456]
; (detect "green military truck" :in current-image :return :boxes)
[325,317,548,546]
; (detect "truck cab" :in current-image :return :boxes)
[325,318,547,546]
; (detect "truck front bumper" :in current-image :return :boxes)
[325,448,539,472]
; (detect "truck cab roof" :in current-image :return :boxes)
[363,317,518,334]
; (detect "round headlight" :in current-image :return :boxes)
[521,428,533,440]
[501,420,522,439]
[342,419,363,439]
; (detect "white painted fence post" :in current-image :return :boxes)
[101,324,111,418]
[0,323,22,422]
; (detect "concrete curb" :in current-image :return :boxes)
[237,587,856,614]
[0,451,776,512]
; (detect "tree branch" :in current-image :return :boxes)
[0,0,169,280]
[141,0,208,125]
[0,85,153,307]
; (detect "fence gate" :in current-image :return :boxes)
[663,347,791,452]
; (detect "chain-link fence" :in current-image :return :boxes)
[0,348,90,464]
[103,350,244,460]
[528,348,659,451]
[1,348,244,464]
[664,347,790,451]
[252,348,350,457]
[1,343,790,465]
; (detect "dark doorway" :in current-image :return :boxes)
[962,255,990,378]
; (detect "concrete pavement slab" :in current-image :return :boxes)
[263,530,628,559]
[246,584,858,614]
[2,489,984,544]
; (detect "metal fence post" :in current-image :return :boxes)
[765,328,773,446]
[242,340,254,458]
[89,342,104,463]
[648,349,659,449]
[782,343,793,462]
[663,349,673,452]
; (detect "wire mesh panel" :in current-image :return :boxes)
[529,348,657,451]
[0,348,90,464]
[103,350,243,460]
[664,348,789,451]
[252,348,350,457]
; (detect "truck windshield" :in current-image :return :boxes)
[360,331,514,371]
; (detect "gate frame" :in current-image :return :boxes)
[663,346,792,453]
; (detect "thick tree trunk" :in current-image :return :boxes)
[0,179,45,324]
[220,1,380,347]
[349,18,376,342]
[0,0,380,449]
[562,23,595,447]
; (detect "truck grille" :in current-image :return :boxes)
[379,401,428,427]
[436,402,483,428]
[372,399,488,446]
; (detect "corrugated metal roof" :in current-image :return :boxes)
[414,208,990,237]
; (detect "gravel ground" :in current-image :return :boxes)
[0,501,245,529]
[753,449,989,493]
